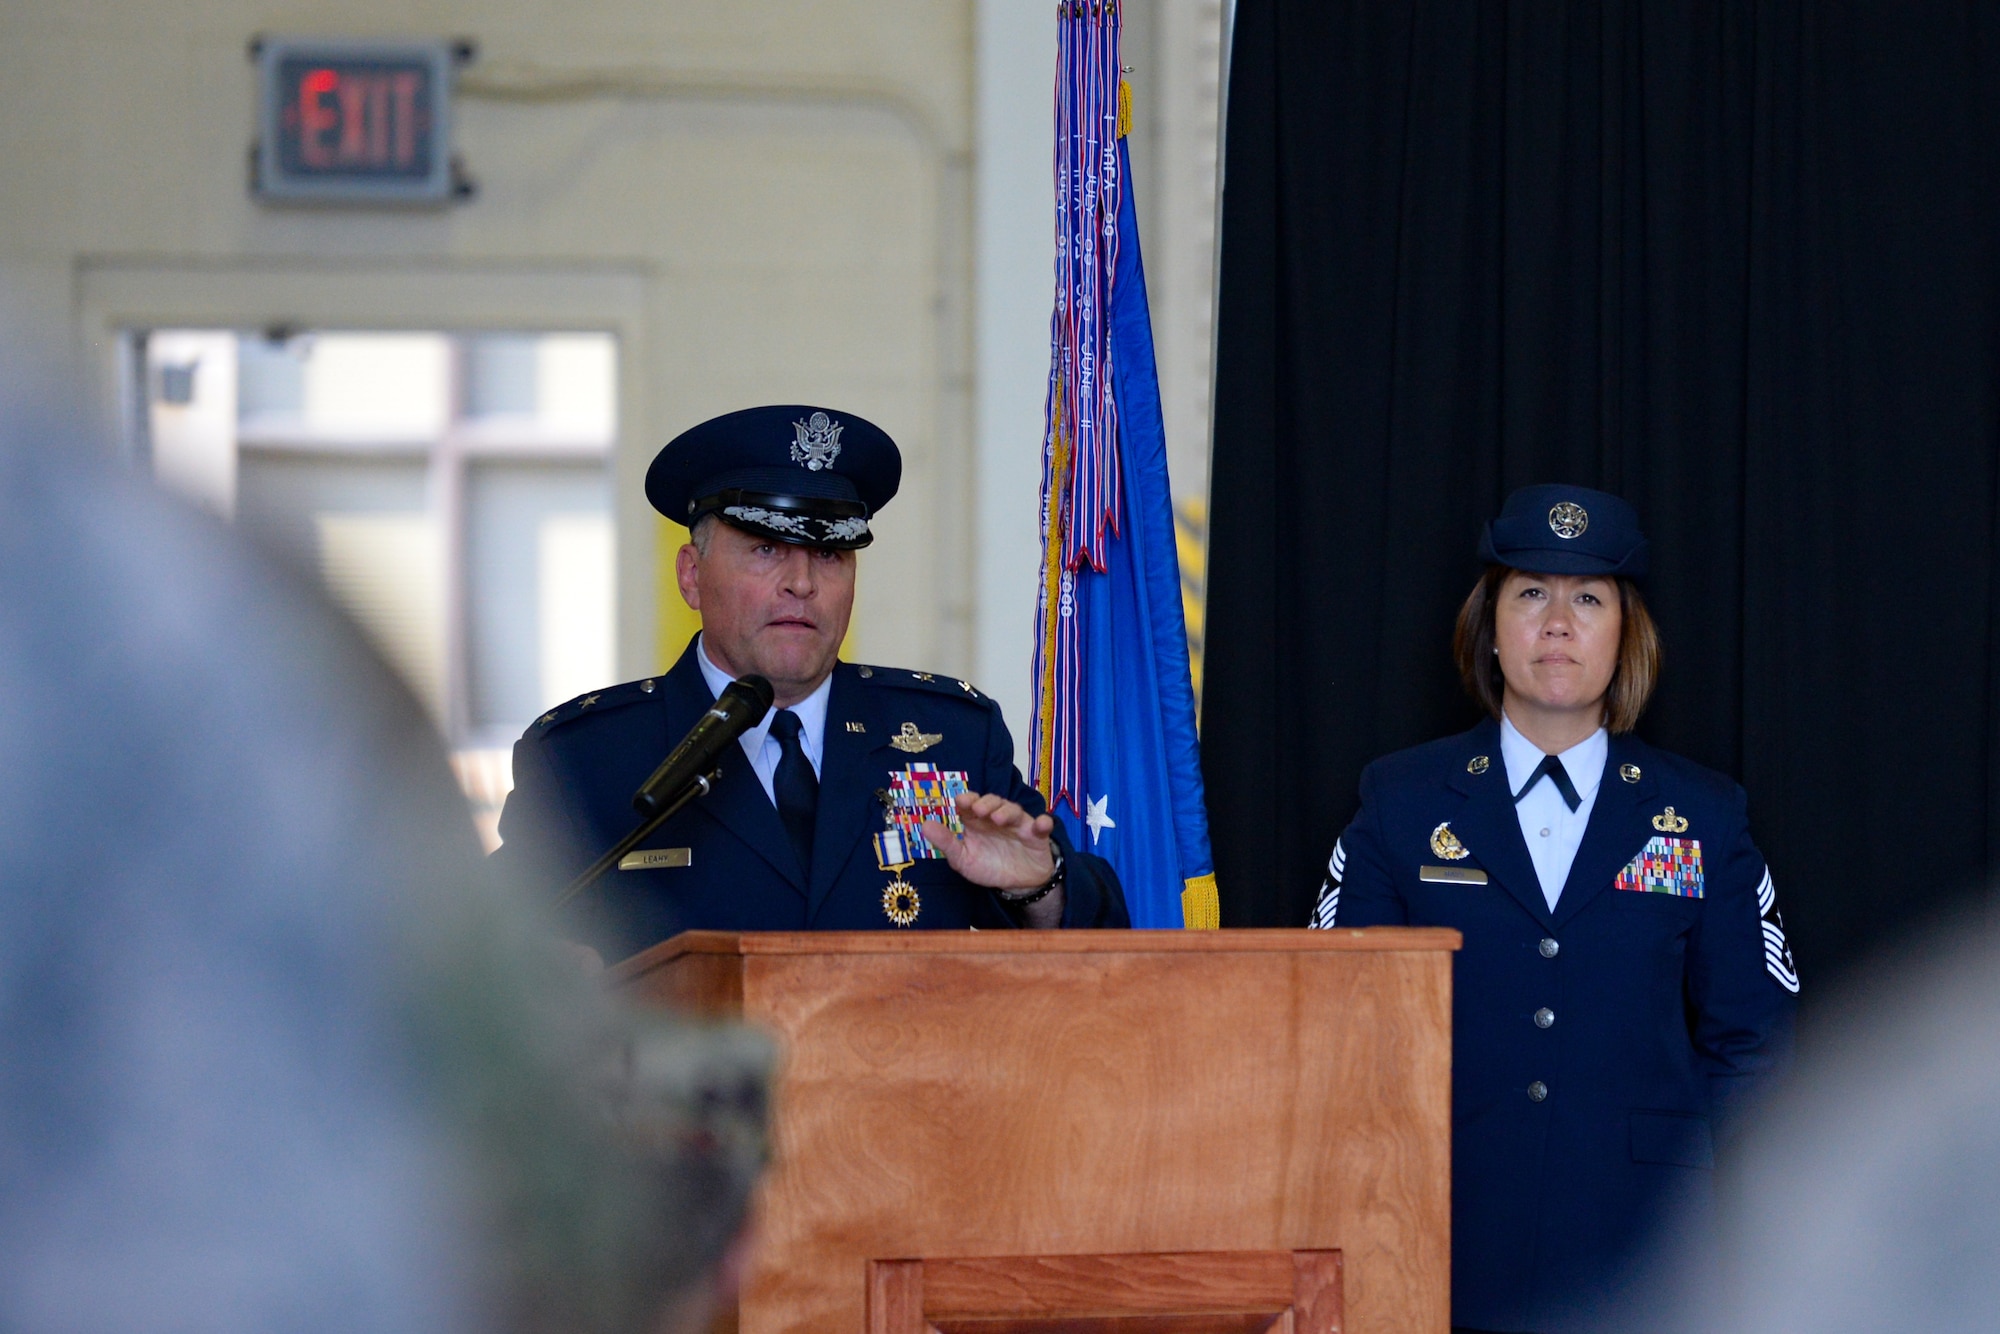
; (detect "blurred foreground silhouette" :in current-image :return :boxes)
[0,409,768,1333]
[1652,899,2000,1334]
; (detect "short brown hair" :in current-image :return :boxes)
[1452,566,1662,734]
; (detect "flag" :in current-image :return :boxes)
[1032,2,1217,929]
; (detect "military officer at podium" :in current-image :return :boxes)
[493,405,1129,959]
[1309,485,1798,1333]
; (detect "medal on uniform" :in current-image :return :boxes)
[873,828,921,926]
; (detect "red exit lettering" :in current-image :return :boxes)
[296,67,425,170]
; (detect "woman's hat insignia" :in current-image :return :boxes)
[1548,502,1590,539]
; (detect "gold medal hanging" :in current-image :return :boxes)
[873,829,921,927]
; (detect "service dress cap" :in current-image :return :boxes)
[1479,483,1649,579]
[645,404,902,550]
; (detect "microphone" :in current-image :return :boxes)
[631,674,775,816]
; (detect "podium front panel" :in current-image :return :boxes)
[617,928,1456,1334]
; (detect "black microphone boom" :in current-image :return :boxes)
[555,673,775,909]
[632,674,775,816]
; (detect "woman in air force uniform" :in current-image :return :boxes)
[1309,484,1800,1334]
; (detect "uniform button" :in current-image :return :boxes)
[1539,938,1559,958]
[1534,1007,1555,1029]
[1527,1081,1549,1102]
[1539,827,1551,837]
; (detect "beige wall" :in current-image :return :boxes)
[0,0,1223,722]
[3,0,974,682]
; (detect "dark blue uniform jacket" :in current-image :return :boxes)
[1315,718,1797,1333]
[495,640,1129,958]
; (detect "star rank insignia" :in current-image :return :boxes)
[890,722,943,754]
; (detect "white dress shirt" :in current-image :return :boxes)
[696,635,829,805]
[1500,713,1607,912]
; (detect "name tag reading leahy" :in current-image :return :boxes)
[619,848,692,872]
[1419,865,1488,885]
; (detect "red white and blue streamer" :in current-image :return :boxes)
[1034,0,1124,814]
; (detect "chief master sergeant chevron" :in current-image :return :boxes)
[493,405,1130,958]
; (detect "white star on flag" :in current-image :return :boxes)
[1084,794,1116,845]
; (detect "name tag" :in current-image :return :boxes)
[619,848,691,871]
[1419,865,1487,885]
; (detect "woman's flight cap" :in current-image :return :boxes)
[646,404,902,550]
[1479,484,1649,579]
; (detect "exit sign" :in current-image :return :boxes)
[255,38,458,204]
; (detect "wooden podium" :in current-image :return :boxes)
[615,927,1458,1334]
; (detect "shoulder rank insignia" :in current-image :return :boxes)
[1467,755,1490,775]
[890,722,942,753]
[1652,806,1690,833]
[1429,821,1470,861]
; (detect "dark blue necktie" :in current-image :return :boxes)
[769,709,818,872]
[1516,753,1583,813]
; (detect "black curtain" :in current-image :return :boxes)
[1203,0,2000,988]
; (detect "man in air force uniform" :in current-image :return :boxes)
[495,405,1129,959]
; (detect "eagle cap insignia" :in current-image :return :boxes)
[1652,806,1691,833]
[1548,502,1589,539]
[1429,822,1471,861]
[890,722,943,754]
[790,411,843,471]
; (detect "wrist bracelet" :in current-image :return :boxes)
[997,841,1065,905]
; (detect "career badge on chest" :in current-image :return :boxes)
[1429,821,1470,861]
[889,722,942,754]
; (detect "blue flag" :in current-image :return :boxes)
[1031,16,1216,929]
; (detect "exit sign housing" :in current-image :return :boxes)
[255,38,456,204]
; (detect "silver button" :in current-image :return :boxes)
[1527,1081,1548,1102]
[1534,1007,1555,1029]
[1539,937,1559,958]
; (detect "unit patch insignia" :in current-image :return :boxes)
[889,722,942,753]
[789,410,843,470]
[1614,836,1704,898]
[1548,502,1590,539]
[1651,806,1691,833]
[1429,821,1470,861]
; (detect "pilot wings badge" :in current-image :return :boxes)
[790,411,843,470]
[889,722,943,754]
[1429,822,1470,861]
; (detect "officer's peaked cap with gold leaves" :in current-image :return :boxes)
[646,404,902,551]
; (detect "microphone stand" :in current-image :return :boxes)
[554,771,717,909]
